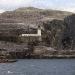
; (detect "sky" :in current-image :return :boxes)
[0,0,75,13]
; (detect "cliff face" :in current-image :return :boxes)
[43,19,65,49]
[0,7,74,50]
[63,14,75,49]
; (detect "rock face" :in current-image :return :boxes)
[63,14,75,49]
[0,7,74,51]
[43,19,66,49]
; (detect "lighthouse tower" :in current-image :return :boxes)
[37,25,41,41]
[20,25,42,42]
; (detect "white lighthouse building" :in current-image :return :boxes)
[20,25,42,42]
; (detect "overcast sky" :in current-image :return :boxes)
[0,0,75,13]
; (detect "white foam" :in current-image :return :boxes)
[8,71,13,74]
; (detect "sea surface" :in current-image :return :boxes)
[0,59,75,75]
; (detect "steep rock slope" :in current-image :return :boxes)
[0,7,74,50]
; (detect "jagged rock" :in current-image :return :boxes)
[63,14,75,49]
[43,19,66,49]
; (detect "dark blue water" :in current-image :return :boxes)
[0,59,75,75]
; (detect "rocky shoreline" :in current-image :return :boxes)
[30,54,75,59]
[1,54,75,59]
[0,41,75,59]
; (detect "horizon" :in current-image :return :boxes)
[0,0,75,13]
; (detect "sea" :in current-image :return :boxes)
[0,59,75,75]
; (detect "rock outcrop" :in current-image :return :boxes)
[0,7,75,59]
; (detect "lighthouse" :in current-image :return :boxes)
[37,25,41,36]
[20,25,42,42]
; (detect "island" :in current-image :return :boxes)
[0,7,75,59]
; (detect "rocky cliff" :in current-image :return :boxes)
[0,7,75,51]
